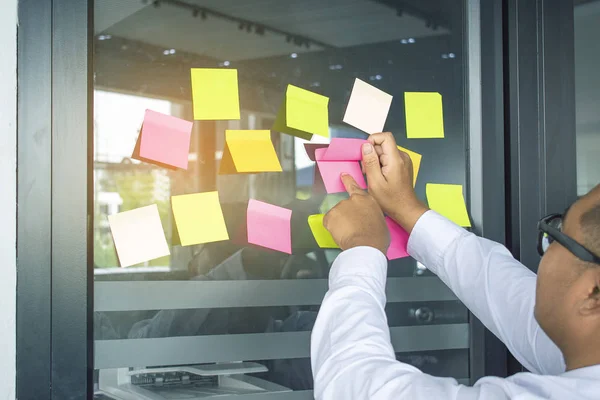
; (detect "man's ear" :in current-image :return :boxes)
[579,269,600,316]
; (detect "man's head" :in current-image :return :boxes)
[535,184,600,369]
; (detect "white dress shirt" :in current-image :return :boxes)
[311,210,600,399]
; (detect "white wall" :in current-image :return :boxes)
[0,0,17,398]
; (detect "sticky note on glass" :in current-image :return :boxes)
[315,148,367,194]
[108,204,170,268]
[321,138,368,161]
[132,110,193,170]
[191,68,240,120]
[304,143,329,162]
[308,214,338,248]
[397,145,422,187]
[172,192,229,246]
[219,130,282,174]
[386,217,410,260]
[426,184,471,227]
[343,79,393,134]
[404,92,444,139]
[273,85,329,140]
[247,199,292,254]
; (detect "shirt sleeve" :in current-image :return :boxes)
[310,246,514,400]
[407,211,565,375]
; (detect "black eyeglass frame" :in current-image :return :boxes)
[537,213,600,265]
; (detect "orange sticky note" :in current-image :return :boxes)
[108,205,170,268]
[191,68,240,120]
[219,130,282,174]
[172,192,229,246]
[404,92,445,139]
[397,145,422,187]
[132,109,193,170]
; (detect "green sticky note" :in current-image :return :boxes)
[404,92,444,139]
[191,68,240,120]
[273,85,329,140]
[426,184,471,227]
[308,214,338,248]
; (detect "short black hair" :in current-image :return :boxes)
[580,201,600,259]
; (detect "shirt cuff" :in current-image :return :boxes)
[329,246,388,287]
[407,210,470,274]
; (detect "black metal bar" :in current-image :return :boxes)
[16,0,53,398]
[505,0,576,375]
[539,0,577,212]
[478,0,509,380]
[465,0,509,383]
[506,0,544,271]
[160,0,336,50]
[506,0,577,272]
[51,0,93,398]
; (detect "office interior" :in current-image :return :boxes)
[11,0,600,398]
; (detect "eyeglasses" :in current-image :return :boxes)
[537,213,600,265]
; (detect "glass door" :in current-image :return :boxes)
[92,1,480,398]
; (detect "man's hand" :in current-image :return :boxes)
[363,132,428,233]
[323,174,390,255]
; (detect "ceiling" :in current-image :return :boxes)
[96,0,450,61]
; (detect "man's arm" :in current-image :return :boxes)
[363,132,564,375]
[311,247,511,400]
[408,211,564,375]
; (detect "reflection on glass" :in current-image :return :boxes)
[93,0,469,397]
[575,1,600,195]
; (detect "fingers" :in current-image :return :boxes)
[361,143,385,185]
[341,173,364,196]
[368,132,398,156]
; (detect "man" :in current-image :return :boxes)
[311,132,600,399]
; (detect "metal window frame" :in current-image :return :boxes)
[17,0,92,398]
[504,0,577,374]
[16,0,513,395]
[506,0,577,271]
[468,0,509,382]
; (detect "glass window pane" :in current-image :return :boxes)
[575,0,600,195]
[93,1,470,397]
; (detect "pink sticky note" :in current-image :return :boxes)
[322,138,368,161]
[315,148,366,194]
[304,143,330,162]
[134,109,193,169]
[247,199,292,254]
[386,217,410,260]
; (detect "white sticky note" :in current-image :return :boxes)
[343,78,393,134]
[108,204,170,267]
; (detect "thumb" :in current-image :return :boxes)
[361,143,385,185]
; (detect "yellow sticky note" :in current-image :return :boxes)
[172,192,229,246]
[426,184,471,227]
[273,85,329,140]
[191,68,240,120]
[404,92,444,139]
[308,214,338,248]
[220,130,282,174]
[397,145,422,187]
